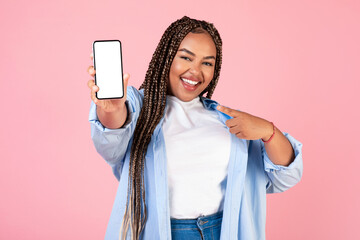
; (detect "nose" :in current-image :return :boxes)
[189,61,201,77]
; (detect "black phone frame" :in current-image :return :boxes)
[92,39,124,99]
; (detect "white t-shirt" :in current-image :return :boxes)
[163,95,231,219]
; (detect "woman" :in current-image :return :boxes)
[87,16,303,240]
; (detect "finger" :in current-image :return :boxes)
[87,66,96,77]
[229,126,241,135]
[236,132,245,139]
[91,85,99,104]
[90,52,93,61]
[123,73,130,87]
[225,118,238,128]
[87,79,95,89]
[216,105,240,117]
[87,80,99,92]
[122,73,130,98]
[92,85,99,92]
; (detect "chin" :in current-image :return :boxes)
[173,92,197,102]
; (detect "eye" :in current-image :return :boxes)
[203,62,213,67]
[180,56,191,61]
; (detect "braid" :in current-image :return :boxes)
[120,16,223,239]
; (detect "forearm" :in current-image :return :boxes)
[263,124,295,167]
[216,105,296,166]
[96,104,128,129]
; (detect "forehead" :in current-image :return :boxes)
[178,32,216,56]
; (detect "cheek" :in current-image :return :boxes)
[168,64,180,91]
[169,61,180,81]
[171,60,185,74]
[169,63,176,78]
[204,68,215,83]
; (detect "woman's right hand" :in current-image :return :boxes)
[87,52,130,113]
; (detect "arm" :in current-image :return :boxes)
[96,101,128,129]
[262,132,303,193]
[216,105,297,166]
[261,123,295,166]
[89,86,144,180]
[86,57,140,179]
[216,105,303,192]
[87,53,129,129]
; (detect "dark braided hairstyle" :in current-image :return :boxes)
[120,16,223,239]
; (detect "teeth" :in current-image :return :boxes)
[181,78,199,85]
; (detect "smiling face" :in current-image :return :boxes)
[168,31,217,102]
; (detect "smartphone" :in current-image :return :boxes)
[92,40,124,99]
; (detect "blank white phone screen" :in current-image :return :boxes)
[93,41,123,99]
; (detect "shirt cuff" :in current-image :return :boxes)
[263,132,303,172]
[88,100,133,133]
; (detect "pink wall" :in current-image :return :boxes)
[1,0,359,239]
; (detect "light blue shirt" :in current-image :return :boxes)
[89,86,303,240]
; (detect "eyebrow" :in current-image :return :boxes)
[178,48,215,60]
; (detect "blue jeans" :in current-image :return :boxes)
[170,211,223,240]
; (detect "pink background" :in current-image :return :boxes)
[1,0,359,239]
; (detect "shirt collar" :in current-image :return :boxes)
[199,96,219,111]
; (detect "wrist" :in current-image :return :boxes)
[98,101,126,113]
[261,121,275,143]
[96,103,127,129]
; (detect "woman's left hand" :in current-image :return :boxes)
[216,105,274,141]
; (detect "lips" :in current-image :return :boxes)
[180,77,201,91]
[181,77,200,85]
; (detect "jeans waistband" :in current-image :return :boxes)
[170,211,223,224]
[170,211,223,239]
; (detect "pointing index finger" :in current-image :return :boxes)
[216,105,240,117]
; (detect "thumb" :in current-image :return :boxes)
[121,73,130,100]
[123,73,130,87]
[216,105,239,117]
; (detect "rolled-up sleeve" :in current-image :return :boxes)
[88,86,143,180]
[262,132,303,193]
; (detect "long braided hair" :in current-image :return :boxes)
[120,16,223,239]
